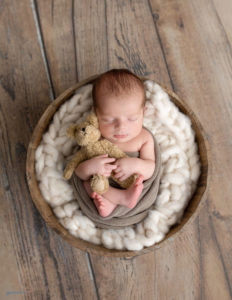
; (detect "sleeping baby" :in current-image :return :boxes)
[74,69,156,217]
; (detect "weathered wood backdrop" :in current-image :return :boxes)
[0,0,231,299]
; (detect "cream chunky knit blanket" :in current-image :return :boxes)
[35,80,201,251]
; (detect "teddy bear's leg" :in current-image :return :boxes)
[112,174,137,189]
[90,174,109,195]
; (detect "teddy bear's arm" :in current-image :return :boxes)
[63,150,86,180]
[100,139,127,159]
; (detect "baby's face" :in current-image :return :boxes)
[95,88,145,144]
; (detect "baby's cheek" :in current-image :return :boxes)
[99,124,110,135]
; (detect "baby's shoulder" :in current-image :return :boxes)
[136,128,154,151]
[140,128,154,144]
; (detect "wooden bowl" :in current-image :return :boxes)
[26,74,210,258]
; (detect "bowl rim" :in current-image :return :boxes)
[26,74,210,258]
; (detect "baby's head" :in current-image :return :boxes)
[92,69,146,144]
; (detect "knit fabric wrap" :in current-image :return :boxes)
[71,131,161,229]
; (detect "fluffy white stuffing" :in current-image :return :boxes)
[35,81,201,251]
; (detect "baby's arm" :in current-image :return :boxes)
[75,154,117,180]
[137,131,156,180]
[114,130,155,181]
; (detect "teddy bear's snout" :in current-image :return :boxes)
[81,127,86,133]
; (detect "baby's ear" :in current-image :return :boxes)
[66,124,78,139]
[86,112,99,128]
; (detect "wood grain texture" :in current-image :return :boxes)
[1,0,232,299]
[149,0,232,298]
[90,252,156,300]
[36,0,109,94]
[106,0,171,85]
[0,0,97,299]
[213,0,232,46]
[35,0,78,97]
[73,0,108,80]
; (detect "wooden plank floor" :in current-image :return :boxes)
[0,0,231,299]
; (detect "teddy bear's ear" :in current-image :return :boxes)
[66,124,78,139]
[86,112,99,128]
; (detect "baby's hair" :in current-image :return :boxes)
[92,69,145,108]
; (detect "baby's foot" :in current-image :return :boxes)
[125,175,144,208]
[109,174,144,209]
[134,174,144,185]
[92,192,117,217]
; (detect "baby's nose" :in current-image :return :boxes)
[115,119,125,128]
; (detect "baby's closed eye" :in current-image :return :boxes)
[102,118,114,123]
[128,117,137,121]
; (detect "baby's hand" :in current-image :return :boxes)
[90,154,117,177]
[113,157,139,181]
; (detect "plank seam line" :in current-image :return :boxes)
[71,0,78,81]
[208,214,232,298]
[196,216,204,300]
[146,0,175,92]
[30,0,55,101]
[86,252,101,300]
[104,0,109,69]
[210,0,232,63]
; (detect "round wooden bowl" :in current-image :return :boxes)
[26,74,210,258]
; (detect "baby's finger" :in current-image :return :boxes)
[109,164,117,170]
[104,166,113,174]
[117,175,125,181]
[113,160,119,166]
[114,171,124,179]
[104,157,116,163]
[113,167,121,173]
[118,175,128,181]
[97,154,108,158]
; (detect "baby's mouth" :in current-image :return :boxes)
[114,134,128,139]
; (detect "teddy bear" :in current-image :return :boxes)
[63,112,137,194]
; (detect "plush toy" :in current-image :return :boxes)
[63,112,137,194]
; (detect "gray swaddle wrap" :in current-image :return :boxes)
[71,131,161,229]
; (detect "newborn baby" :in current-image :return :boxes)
[75,69,156,217]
